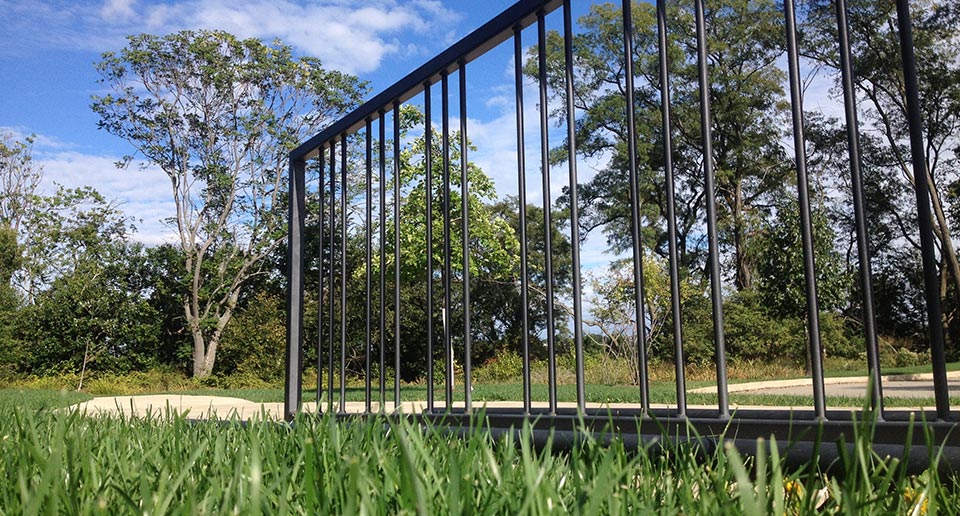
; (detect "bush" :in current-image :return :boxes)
[473,351,523,383]
[819,312,863,359]
[19,249,162,377]
[217,292,286,381]
[723,290,804,361]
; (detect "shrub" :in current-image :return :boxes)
[723,290,804,361]
[473,351,523,383]
[217,292,286,381]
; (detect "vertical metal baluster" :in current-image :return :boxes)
[380,114,387,412]
[694,0,729,417]
[328,142,336,414]
[515,27,532,416]
[459,64,473,413]
[656,0,687,418]
[623,0,651,413]
[835,0,884,416]
[784,0,826,421]
[284,157,306,421]
[562,0,586,413]
[442,73,454,409]
[425,82,435,413]
[317,148,326,410]
[394,102,402,409]
[538,11,558,415]
[340,135,348,414]
[895,0,950,420]
[365,121,373,414]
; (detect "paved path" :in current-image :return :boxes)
[743,378,960,399]
[70,371,960,421]
[72,395,295,420]
[689,370,960,399]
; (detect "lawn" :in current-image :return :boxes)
[0,397,956,514]
[168,380,959,412]
[0,387,92,411]
[2,358,952,412]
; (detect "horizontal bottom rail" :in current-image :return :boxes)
[313,407,960,476]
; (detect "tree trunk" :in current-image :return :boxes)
[733,182,752,291]
[191,320,208,378]
[191,330,221,378]
[927,169,960,310]
[188,296,236,378]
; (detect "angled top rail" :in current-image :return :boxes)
[285,0,955,447]
[289,0,563,161]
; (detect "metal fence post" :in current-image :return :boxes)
[284,157,306,421]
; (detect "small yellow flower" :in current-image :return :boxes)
[784,479,804,499]
[903,487,929,515]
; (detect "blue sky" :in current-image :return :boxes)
[1,0,607,251]
[1,0,850,328]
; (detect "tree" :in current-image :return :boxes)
[92,30,365,377]
[0,131,40,306]
[0,226,21,380]
[383,106,524,371]
[21,187,130,297]
[16,185,132,304]
[0,131,42,236]
[487,198,574,357]
[527,0,792,290]
[753,195,849,319]
[802,0,960,348]
[22,242,161,383]
[586,254,694,384]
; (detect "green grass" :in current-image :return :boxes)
[0,388,92,411]
[7,357,956,411]
[0,403,956,514]
[800,361,960,380]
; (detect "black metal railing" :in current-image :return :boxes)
[284,0,957,453]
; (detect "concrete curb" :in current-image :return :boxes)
[688,369,960,394]
[69,394,949,422]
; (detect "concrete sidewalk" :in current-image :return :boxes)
[70,396,697,420]
[70,370,960,421]
[689,369,960,398]
[72,395,295,420]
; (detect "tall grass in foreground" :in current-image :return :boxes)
[0,408,957,515]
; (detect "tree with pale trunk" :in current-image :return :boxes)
[92,30,365,377]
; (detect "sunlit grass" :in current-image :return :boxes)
[0,388,92,411]
[0,403,956,514]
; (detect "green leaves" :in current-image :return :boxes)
[91,30,366,377]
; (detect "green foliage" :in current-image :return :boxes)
[0,225,19,289]
[92,30,366,377]
[217,292,286,381]
[16,185,132,303]
[723,290,805,362]
[0,131,42,235]
[528,0,792,290]
[473,351,523,384]
[802,0,960,351]
[0,226,21,382]
[384,106,518,283]
[753,195,850,318]
[721,290,862,362]
[587,255,699,382]
[20,243,160,376]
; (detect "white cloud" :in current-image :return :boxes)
[0,126,75,151]
[100,0,136,22]
[33,148,179,245]
[0,0,462,75]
